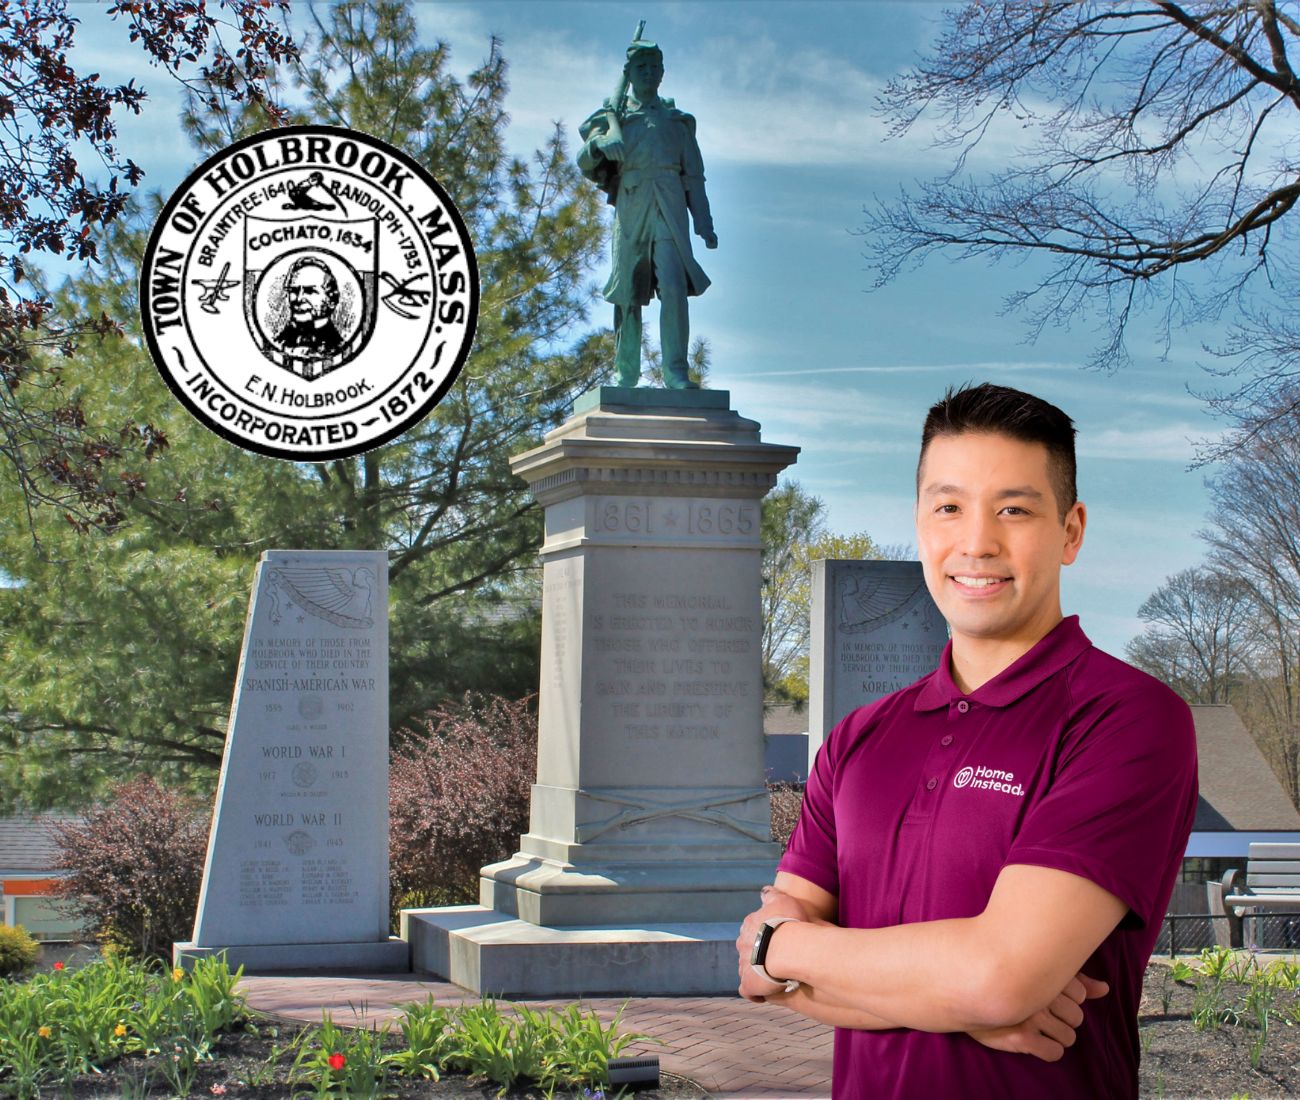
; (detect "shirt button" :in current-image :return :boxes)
[957,700,970,713]
[941,735,953,746]
[926,777,938,790]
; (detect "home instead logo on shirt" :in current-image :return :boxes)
[953,764,1025,797]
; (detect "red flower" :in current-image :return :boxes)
[327,1053,346,1071]
[52,961,64,971]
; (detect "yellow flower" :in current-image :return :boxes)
[114,1024,127,1038]
[172,967,185,982]
[37,1026,51,1039]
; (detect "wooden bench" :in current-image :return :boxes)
[1222,842,1300,917]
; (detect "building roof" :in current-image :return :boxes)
[0,815,76,876]
[1191,704,1300,832]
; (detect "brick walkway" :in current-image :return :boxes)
[239,972,833,1099]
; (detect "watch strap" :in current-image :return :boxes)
[750,916,800,993]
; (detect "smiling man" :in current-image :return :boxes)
[737,382,1198,1098]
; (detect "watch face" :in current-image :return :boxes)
[752,922,775,967]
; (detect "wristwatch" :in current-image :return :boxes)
[750,916,801,993]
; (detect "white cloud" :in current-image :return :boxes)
[1079,423,1227,463]
[726,376,916,434]
[740,359,1063,379]
[437,15,1028,173]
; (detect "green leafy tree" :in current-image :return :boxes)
[761,480,826,701]
[0,0,612,810]
[761,480,888,705]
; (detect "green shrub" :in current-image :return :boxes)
[0,925,39,977]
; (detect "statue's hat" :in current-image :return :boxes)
[625,39,663,63]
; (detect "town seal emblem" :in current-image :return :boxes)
[140,125,478,460]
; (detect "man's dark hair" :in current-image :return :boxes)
[916,382,1078,523]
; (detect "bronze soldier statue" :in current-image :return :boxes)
[579,36,717,389]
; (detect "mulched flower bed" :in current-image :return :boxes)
[30,947,1300,1098]
[1140,958,1300,1098]
[34,1015,710,1099]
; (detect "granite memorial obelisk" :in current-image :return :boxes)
[808,560,948,761]
[175,549,408,972]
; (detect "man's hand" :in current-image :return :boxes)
[596,132,625,162]
[736,886,812,1003]
[698,227,718,249]
[967,972,1110,1062]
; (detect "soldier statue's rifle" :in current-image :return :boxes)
[603,19,647,150]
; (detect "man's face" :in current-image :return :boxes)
[627,54,663,100]
[914,431,1085,649]
[286,267,333,322]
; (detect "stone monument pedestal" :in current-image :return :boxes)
[403,388,797,995]
[175,938,409,973]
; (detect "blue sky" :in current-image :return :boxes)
[58,0,1241,659]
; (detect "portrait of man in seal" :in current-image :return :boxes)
[276,255,346,356]
[244,212,379,382]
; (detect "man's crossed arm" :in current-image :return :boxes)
[737,864,1127,1062]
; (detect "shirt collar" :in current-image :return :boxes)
[914,614,1092,711]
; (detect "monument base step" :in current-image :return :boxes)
[402,905,742,996]
[173,937,410,974]
[480,852,779,926]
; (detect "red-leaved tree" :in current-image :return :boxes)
[768,781,803,853]
[389,693,536,907]
[1,0,296,535]
[49,775,209,959]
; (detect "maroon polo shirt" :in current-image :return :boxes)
[778,614,1197,1100]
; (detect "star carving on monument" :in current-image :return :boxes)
[663,509,679,527]
[297,615,306,624]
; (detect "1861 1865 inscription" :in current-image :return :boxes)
[592,499,756,537]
